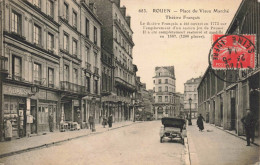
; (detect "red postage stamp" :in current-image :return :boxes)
[211,34,256,69]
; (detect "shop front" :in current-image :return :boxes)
[3,83,31,139]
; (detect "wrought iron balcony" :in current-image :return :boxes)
[60,81,87,94]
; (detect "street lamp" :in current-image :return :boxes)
[188,98,192,125]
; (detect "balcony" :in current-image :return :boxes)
[115,77,135,91]
[60,81,87,94]
[113,19,134,46]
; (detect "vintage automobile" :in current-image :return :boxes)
[159,117,187,144]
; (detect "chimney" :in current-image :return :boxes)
[120,6,126,17]
[113,0,120,7]
[126,16,131,26]
[89,3,97,14]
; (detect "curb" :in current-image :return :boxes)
[210,124,259,147]
[0,121,142,159]
[184,137,191,165]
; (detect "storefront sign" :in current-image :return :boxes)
[4,85,30,96]
[102,95,131,103]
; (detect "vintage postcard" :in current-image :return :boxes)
[0,0,259,164]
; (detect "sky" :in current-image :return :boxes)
[120,0,242,93]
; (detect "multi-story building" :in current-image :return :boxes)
[95,0,136,122]
[59,0,102,125]
[198,0,259,137]
[0,0,61,139]
[153,66,177,119]
[0,0,102,141]
[184,77,202,119]
[178,93,184,116]
[100,47,114,120]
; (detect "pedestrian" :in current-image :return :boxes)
[197,114,205,131]
[48,113,54,132]
[108,114,113,128]
[102,116,107,128]
[4,119,12,141]
[241,109,256,146]
[89,115,94,131]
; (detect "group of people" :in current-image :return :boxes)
[195,109,257,146]
[88,114,113,132]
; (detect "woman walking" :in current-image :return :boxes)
[197,114,205,131]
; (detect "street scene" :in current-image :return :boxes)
[0,0,259,164]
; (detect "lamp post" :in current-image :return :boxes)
[188,98,192,125]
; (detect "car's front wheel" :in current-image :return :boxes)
[160,137,163,143]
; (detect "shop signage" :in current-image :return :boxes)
[3,85,30,96]
[102,95,131,103]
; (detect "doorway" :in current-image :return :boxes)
[231,98,236,131]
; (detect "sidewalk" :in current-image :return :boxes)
[0,121,140,158]
[186,120,259,165]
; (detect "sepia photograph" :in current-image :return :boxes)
[0,0,259,164]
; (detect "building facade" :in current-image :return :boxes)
[198,0,259,137]
[153,66,178,119]
[184,77,201,119]
[0,0,102,141]
[95,0,136,122]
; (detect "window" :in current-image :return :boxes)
[73,68,78,84]
[165,79,168,84]
[165,86,168,92]
[47,32,54,51]
[11,11,22,35]
[64,65,69,81]
[86,77,90,92]
[158,87,162,92]
[94,52,97,66]
[153,87,155,92]
[153,80,155,84]
[85,18,89,38]
[63,33,69,51]
[165,96,168,102]
[32,0,41,8]
[48,68,54,87]
[33,24,41,45]
[158,96,162,102]
[64,3,69,20]
[158,79,161,84]
[72,39,77,55]
[85,47,90,62]
[115,29,118,40]
[47,0,54,17]
[12,55,22,78]
[94,26,97,45]
[33,63,41,83]
[94,80,98,94]
[194,94,197,100]
[72,11,77,28]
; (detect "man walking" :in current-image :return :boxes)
[108,114,113,128]
[48,113,54,132]
[241,109,256,146]
[89,115,94,131]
